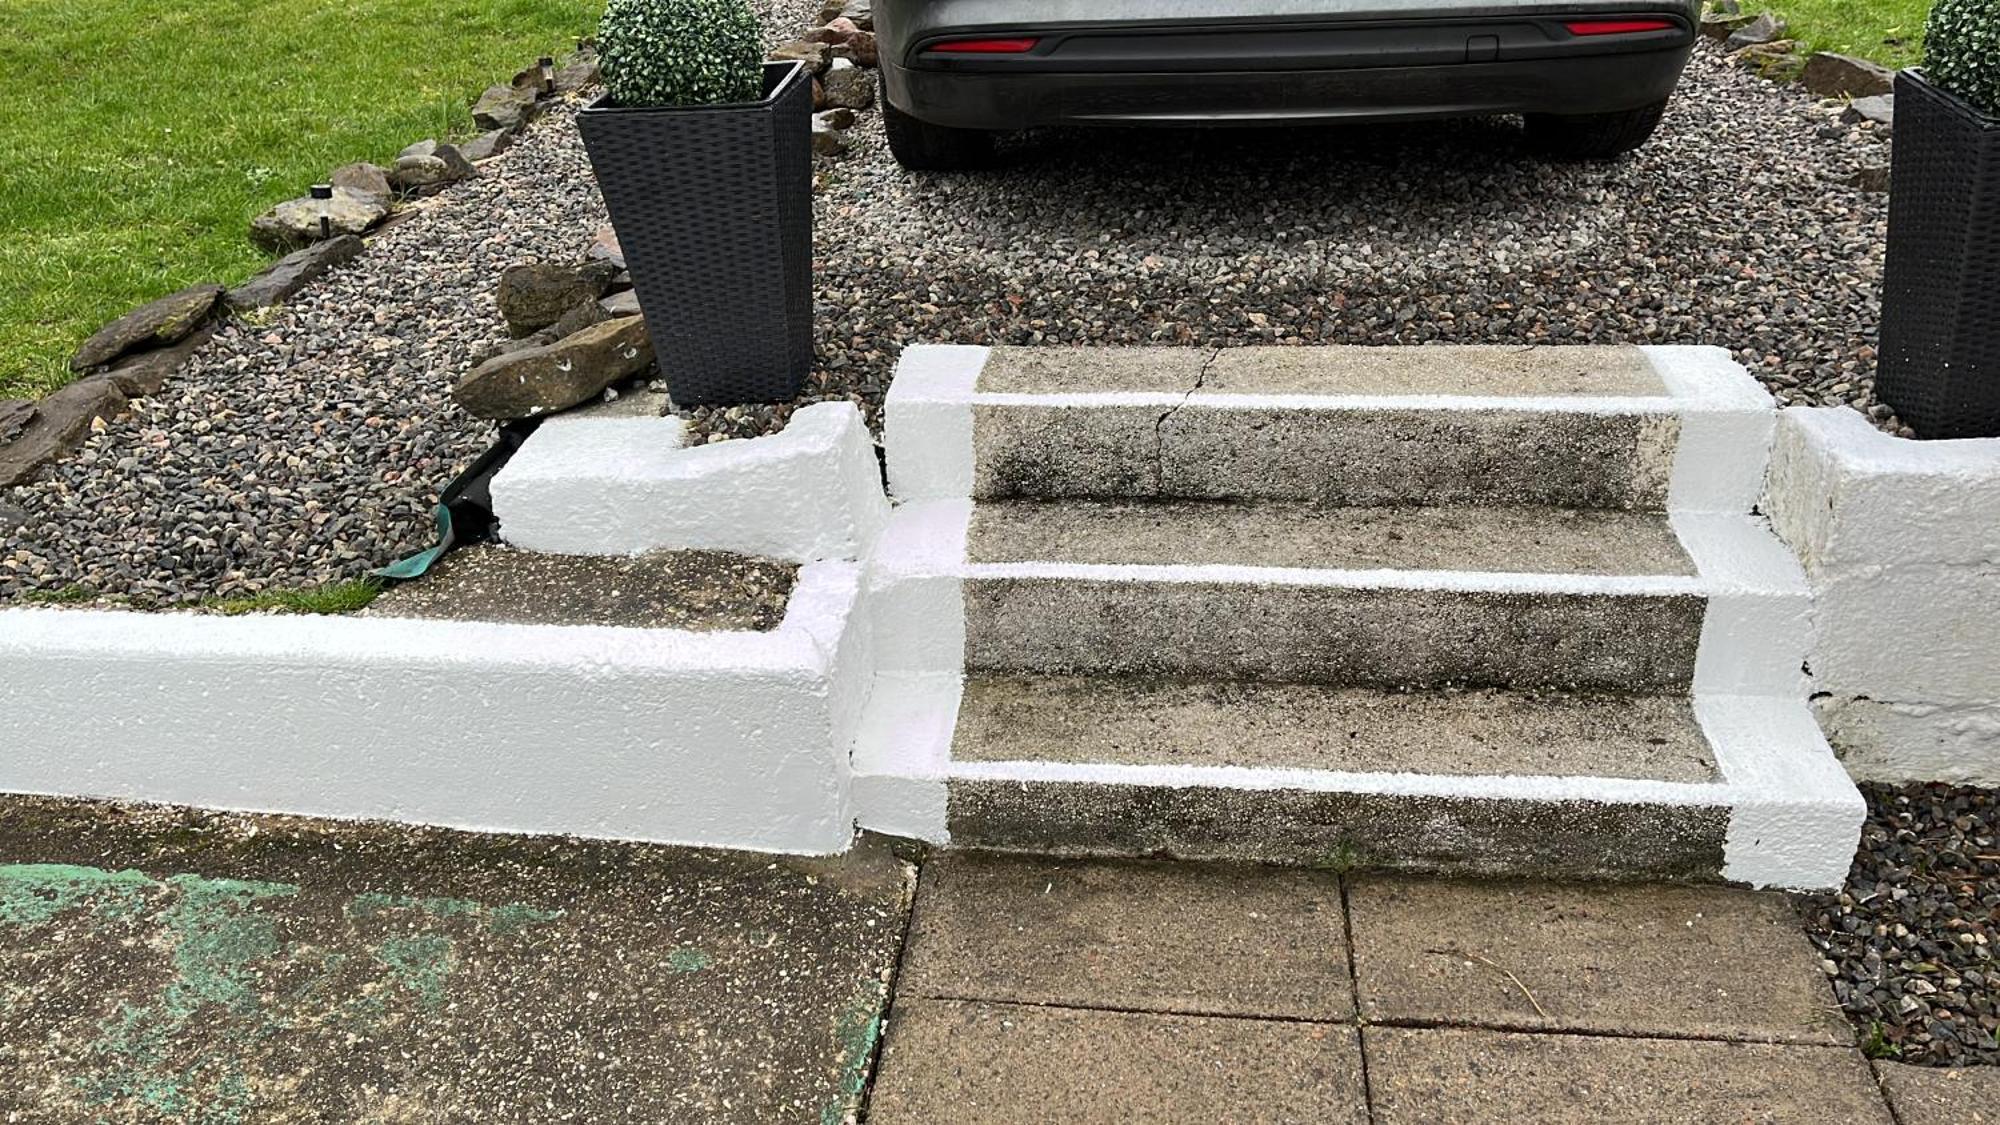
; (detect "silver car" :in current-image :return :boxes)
[874,1,1701,168]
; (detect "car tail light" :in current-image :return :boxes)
[1563,18,1678,35]
[929,37,1042,54]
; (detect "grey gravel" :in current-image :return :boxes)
[1,38,1901,603]
[1798,782,2000,1067]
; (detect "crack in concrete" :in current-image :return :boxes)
[1151,347,1220,493]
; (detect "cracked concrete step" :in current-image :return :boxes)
[886,344,1775,513]
[945,675,1733,877]
[962,499,1705,692]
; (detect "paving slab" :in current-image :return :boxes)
[966,499,1696,575]
[896,853,1352,1020]
[1366,1027,1892,1124]
[868,999,1368,1125]
[1874,1061,2000,1124]
[0,795,911,1124]
[365,544,795,630]
[1349,878,1854,1045]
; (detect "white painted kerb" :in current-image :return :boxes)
[0,563,870,855]
[493,401,889,562]
[1767,407,2000,786]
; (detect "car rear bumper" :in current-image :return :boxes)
[880,10,1697,129]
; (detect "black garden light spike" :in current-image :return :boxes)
[540,56,556,94]
[309,183,334,241]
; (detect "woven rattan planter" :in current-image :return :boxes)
[578,62,812,407]
[1878,70,2000,439]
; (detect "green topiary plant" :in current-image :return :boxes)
[598,0,766,109]
[1925,0,2000,119]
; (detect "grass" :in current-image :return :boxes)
[1757,0,1933,68]
[0,0,602,401]
[201,579,386,617]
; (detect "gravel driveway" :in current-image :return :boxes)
[0,40,1894,604]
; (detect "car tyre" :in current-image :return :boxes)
[883,99,996,171]
[1523,99,1670,159]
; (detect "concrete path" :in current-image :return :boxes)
[869,853,1906,1124]
[0,796,911,1124]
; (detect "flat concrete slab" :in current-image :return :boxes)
[366,545,795,630]
[0,795,910,1124]
[869,999,1368,1125]
[1366,1027,1891,1124]
[967,500,1696,576]
[1349,879,1854,1045]
[1201,345,1666,397]
[1874,1061,2000,1124]
[977,346,1208,394]
[896,853,1352,1020]
[954,676,1717,783]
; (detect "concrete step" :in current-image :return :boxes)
[869,499,1806,695]
[886,344,1773,514]
[849,673,1864,888]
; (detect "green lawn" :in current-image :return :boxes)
[0,0,601,400]
[1762,0,1933,68]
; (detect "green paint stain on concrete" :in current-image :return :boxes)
[822,977,889,1125]
[668,945,714,973]
[0,863,154,926]
[488,901,564,935]
[347,891,562,936]
[375,933,455,1011]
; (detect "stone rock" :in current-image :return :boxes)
[452,316,654,420]
[548,299,611,341]
[818,0,872,30]
[250,187,389,252]
[812,77,827,111]
[600,289,642,317]
[0,498,25,535]
[71,284,224,370]
[496,260,621,336]
[813,113,853,156]
[1845,94,1895,129]
[391,145,475,195]
[819,106,858,130]
[1849,164,1892,193]
[0,377,126,487]
[226,235,366,312]
[770,39,831,76]
[330,162,393,205]
[1733,40,1804,81]
[473,83,541,132]
[512,59,557,92]
[0,399,34,444]
[587,226,625,271]
[399,138,438,160]
[1710,0,1742,14]
[1701,11,1758,41]
[822,59,876,110]
[554,49,601,93]
[1802,52,1896,99]
[832,31,879,68]
[99,323,217,397]
[1724,13,1786,52]
[460,129,515,162]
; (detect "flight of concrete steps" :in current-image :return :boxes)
[853,344,1863,889]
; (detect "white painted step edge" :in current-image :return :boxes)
[847,675,1863,891]
[0,562,873,858]
[491,400,889,562]
[886,345,1772,515]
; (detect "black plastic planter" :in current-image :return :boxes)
[1877,70,2000,439]
[578,62,812,407]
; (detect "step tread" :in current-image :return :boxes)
[952,675,1717,784]
[966,500,1695,577]
[976,345,1667,398]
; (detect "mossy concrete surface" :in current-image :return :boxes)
[0,795,912,1124]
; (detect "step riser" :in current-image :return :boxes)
[964,577,1706,692]
[947,780,1731,881]
[973,404,1681,509]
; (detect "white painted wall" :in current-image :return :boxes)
[491,401,889,562]
[1767,407,2000,786]
[0,563,868,855]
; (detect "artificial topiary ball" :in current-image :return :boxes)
[599,0,766,109]
[1927,0,2000,119]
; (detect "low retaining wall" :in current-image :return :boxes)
[1768,407,2000,787]
[0,562,870,854]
